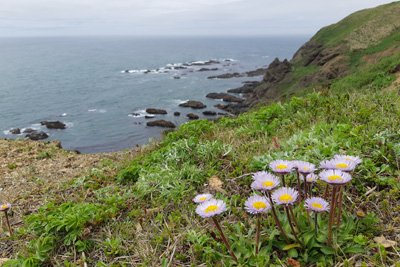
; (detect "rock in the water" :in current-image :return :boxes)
[145,115,155,119]
[40,121,66,129]
[26,131,49,140]
[186,113,199,120]
[173,112,181,116]
[207,72,244,79]
[197,68,218,72]
[206,92,243,103]
[23,128,35,133]
[146,108,167,114]
[146,120,176,128]
[10,128,21,134]
[228,81,260,94]
[203,111,216,116]
[179,100,206,109]
[173,76,181,79]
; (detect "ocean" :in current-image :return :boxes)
[0,36,309,153]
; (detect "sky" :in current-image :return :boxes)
[0,0,397,37]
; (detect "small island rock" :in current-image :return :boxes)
[187,113,199,120]
[26,131,49,140]
[146,120,176,128]
[10,128,21,134]
[146,108,167,114]
[179,100,206,109]
[40,121,66,129]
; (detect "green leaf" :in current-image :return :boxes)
[282,244,301,250]
[288,248,298,258]
[320,246,335,255]
[343,246,365,254]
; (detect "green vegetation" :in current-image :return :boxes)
[2,3,400,265]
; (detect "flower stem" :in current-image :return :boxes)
[266,191,290,243]
[280,174,286,187]
[336,186,344,228]
[314,212,318,237]
[285,206,304,247]
[327,186,338,247]
[4,211,12,237]
[256,214,261,255]
[211,217,238,264]
[323,184,329,200]
[289,206,301,232]
[303,175,310,223]
[296,171,302,204]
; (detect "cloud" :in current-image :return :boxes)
[0,0,395,36]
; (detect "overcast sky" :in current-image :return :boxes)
[0,0,396,37]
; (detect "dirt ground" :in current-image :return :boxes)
[0,138,138,237]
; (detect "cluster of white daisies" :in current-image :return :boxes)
[194,154,362,220]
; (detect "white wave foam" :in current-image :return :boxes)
[61,113,67,117]
[65,122,74,128]
[88,109,97,112]
[128,109,147,118]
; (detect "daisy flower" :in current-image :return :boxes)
[244,195,271,214]
[196,199,227,218]
[269,160,294,174]
[319,160,333,170]
[305,173,319,183]
[251,171,274,180]
[0,203,11,212]
[305,197,329,212]
[319,169,352,185]
[271,187,298,206]
[334,155,362,165]
[193,193,213,203]
[294,161,316,174]
[251,173,280,191]
[320,159,356,172]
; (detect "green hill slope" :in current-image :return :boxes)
[2,2,400,267]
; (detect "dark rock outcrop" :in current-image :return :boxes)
[173,112,180,116]
[228,81,261,94]
[206,92,244,103]
[146,108,167,114]
[202,111,217,116]
[208,72,243,79]
[10,128,21,134]
[146,120,176,128]
[26,131,49,140]
[40,121,66,129]
[145,115,155,119]
[186,113,199,120]
[23,128,35,133]
[262,58,292,83]
[179,100,206,109]
[198,68,218,72]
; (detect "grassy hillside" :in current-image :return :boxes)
[2,3,400,267]
[1,51,400,266]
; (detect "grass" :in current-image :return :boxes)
[2,79,400,266]
[1,19,400,267]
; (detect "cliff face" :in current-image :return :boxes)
[234,1,400,112]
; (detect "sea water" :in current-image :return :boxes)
[0,36,309,153]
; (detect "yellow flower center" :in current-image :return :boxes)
[328,175,343,181]
[279,194,293,203]
[205,205,218,213]
[262,181,274,187]
[344,157,354,161]
[276,164,287,170]
[199,197,207,201]
[311,203,323,210]
[307,178,313,181]
[336,163,349,168]
[252,201,267,210]
[0,204,9,210]
[303,167,309,170]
